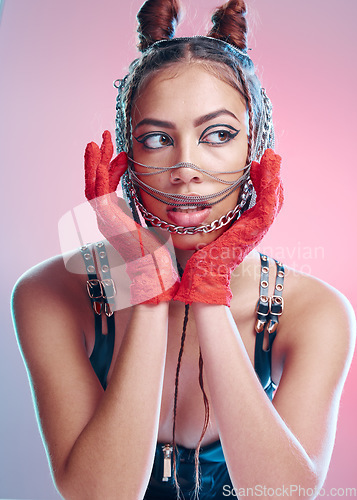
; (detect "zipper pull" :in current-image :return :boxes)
[162,444,173,482]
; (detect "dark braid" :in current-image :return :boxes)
[193,350,210,498]
[235,63,255,161]
[172,302,190,497]
[171,263,211,499]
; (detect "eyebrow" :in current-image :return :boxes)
[133,108,240,132]
[194,109,240,127]
[134,118,175,131]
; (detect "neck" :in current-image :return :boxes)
[174,247,196,272]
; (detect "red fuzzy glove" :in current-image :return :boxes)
[174,149,283,306]
[85,130,180,304]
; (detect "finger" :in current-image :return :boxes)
[251,150,282,198]
[100,130,114,167]
[84,141,100,200]
[249,160,262,192]
[95,162,111,197]
[109,152,128,192]
[277,182,284,213]
[95,131,113,197]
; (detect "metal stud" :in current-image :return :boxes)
[104,303,113,317]
[96,242,104,248]
[276,283,284,292]
[87,265,95,273]
[262,266,269,274]
[278,270,285,278]
[93,302,102,315]
[102,265,109,273]
[255,318,266,333]
[84,253,91,260]
[261,280,268,288]
[99,251,106,259]
[267,320,278,334]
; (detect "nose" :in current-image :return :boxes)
[170,161,203,185]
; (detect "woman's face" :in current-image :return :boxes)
[131,63,249,250]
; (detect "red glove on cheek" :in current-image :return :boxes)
[174,149,283,306]
[85,131,180,305]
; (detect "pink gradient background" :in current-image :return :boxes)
[1,0,356,497]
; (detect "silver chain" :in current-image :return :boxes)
[128,179,253,235]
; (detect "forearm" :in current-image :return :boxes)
[192,303,319,498]
[59,303,169,500]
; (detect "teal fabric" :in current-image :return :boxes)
[144,383,273,499]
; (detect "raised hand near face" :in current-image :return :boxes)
[174,149,283,306]
[84,131,180,305]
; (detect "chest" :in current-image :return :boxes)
[93,299,283,447]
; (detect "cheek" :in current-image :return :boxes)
[139,190,168,218]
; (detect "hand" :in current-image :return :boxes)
[174,149,283,306]
[84,131,180,304]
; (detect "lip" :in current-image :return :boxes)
[166,207,211,227]
[166,198,212,227]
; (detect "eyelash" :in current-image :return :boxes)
[134,132,173,150]
[199,128,239,145]
[134,125,240,150]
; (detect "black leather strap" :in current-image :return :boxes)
[267,260,285,334]
[255,254,271,332]
[92,241,116,317]
[80,242,116,389]
[80,245,103,315]
[254,253,285,399]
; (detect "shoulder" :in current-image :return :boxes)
[233,251,355,369]
[11,250,90,347]
[12,250,87,308]
[282,264,355,337]
[276,264,355,378]
[238,251,356,343]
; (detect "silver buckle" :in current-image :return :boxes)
[86,279,104,299]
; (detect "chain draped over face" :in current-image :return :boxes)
[114,37,275,234]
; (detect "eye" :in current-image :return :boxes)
[199,124,239,145]
[134,132,173,149]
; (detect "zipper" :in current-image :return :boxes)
[162,444,173,482]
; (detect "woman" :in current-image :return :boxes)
[11,0,355,498]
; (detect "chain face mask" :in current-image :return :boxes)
[122,158,253,235]
[128,157,250,207]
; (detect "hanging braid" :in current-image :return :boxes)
[193,350,210,498]
[235,63,255,161]
[171,262,211,499]
[170,307,211,500]
[171,302,190,497]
